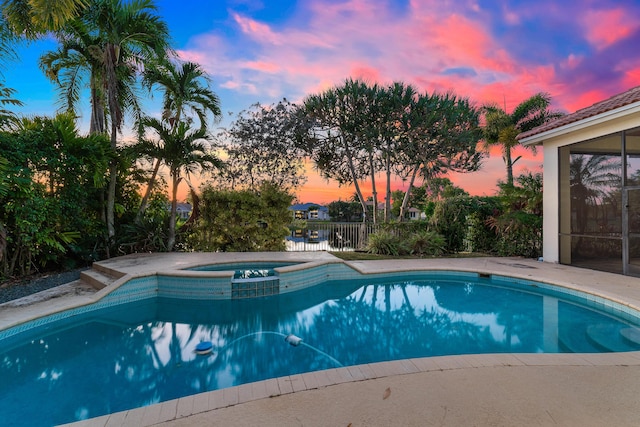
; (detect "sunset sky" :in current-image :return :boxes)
[5,0,640,204]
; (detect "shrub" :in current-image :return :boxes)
[365,231,408,256]
[487,211,542,258]
[430,196,500,253]
[188,182,293,252]
[408,230,446,256]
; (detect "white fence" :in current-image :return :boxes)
[286,222,381,252]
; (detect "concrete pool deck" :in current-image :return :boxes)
[2,254,640,426]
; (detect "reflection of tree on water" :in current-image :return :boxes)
[570,154,622,257]
[432,282,544,353]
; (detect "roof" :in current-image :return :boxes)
[289,203,328,212]
[517,85,640,140]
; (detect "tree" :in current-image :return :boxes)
[2,0,87,39]
[482,93,563,186]
[488,172,544,258]
[395,91,483,221]
[424,177,468,200]
[569,154,621,234]
[213,99,306,192]
[137,59,221,220]
[0,113,111,276]
[0,82,22,130]
[327,200,363,222]
[39,0,172,247]
[81,0,171,243]
[39,19,107,134]
[374,82,418,221]
[299,79,377,222]
[140,117,222,251]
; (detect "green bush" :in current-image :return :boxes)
[365,231,408,256]
[488,211,542,258]
[430,196,500,253]
[366,227,446,257]
[408,230,446,256]
[188,182,293,252]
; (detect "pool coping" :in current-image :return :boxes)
[3,254,640,426]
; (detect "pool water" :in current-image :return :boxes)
[1,276,639,426]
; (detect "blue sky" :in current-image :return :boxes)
[4,0,640,202]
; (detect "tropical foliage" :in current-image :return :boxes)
[140,117,222,251]
[298,79,483,223]
[212,99,306,191]
[0,114,112,276]
[189,183,293,252]
[0,0,561,282]
[482,93,562,186]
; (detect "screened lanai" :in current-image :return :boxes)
[519,87,640,276]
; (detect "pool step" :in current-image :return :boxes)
[90,262,126,280]
[586,324,640,352]
[558,322,601,353]
[80,268,122,290]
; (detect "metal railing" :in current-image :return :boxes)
[286,222,381,252]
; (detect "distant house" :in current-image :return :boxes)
[289,203,330,221]
[174,203,192,220]
[406,207,425,221]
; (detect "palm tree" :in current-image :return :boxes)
[140,117,223,251]
[0,82,22,130]
[39,20,107,134]
[482,93,563,186]
[136,59,222,221]
[2,0,87,39]
[87,0,171,242]
[40,0,171,245]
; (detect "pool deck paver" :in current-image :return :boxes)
[4,253,640,426]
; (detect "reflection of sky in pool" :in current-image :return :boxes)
[2,276,639,426]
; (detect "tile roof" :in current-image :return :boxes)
[518,85,640,140]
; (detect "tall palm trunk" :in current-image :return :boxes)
[384,150,392,222]
[89,75,105,134]
[105,43,120,243]
[504,147,514,187]
[168,169,180,251]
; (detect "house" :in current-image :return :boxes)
[518,86,640,276]
[406,207,426,221]
[175,203,192,220]
[289,203,330,221]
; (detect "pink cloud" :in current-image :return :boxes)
[232,12,282,45]
[564,89,610,113]
[582,9,636,50]
[242,60,281,73]
[350,64,382,83]
[175,0,597,201]
[623,67,640,88]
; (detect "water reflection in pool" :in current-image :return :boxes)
[1,276,639,426]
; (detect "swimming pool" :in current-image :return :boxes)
[2,265,640,426]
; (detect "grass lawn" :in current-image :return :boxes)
[329,251,492,261]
